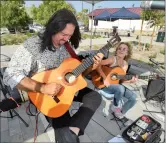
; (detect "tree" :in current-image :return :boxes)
[76,9,89,26]
[1,0,31,32]
[138,9,152,50]
[30,0,76,25]
[139,9,165,50]
[147,10,165,48]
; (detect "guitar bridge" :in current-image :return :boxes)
[52,96,60,103]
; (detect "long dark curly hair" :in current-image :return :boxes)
[39,8,81,52]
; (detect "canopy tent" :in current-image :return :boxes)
[94,7,140,34]
[82,0,103,52]
[95,7,140,21]
[82,0,103,4]
[110,7,140,32]
[95,10,111,21]
[110,7,140,19]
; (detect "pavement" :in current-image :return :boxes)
[0,36,165,142]
[0,77,165,142]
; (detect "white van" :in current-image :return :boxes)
[0,28,10,34]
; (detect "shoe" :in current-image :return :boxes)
[103,108,113,121]
[111,104,124,119]
[55,127,80,143]
[102,108,110,117]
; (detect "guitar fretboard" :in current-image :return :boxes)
[117,75,153,80]
[72,42,112,77]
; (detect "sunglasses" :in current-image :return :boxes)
[117,48,128,52]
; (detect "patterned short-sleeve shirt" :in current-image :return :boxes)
[3,36,71,89]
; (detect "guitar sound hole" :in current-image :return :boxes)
[100,77,103,82]
[65,72,76,83]
[111,74,117,81]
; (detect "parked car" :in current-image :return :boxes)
[0,27,10,34]
[28,24,44,33]
[80,25,85,30]
[84,26,89,32]
[8,28,16,34]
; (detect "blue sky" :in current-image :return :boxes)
[25,1,141,12]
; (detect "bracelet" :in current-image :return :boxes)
[35,83,45,93]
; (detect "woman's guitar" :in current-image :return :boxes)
[27,34,121,118]
[92,66,160,89]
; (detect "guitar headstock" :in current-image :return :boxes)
[107,33,121,48]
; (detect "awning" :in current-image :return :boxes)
[95,10,111,20]
[110,7,140,19]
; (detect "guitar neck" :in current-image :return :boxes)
[72,42,113,77]
[118,75,151,80]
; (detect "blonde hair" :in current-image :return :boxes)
[114,42,132,61]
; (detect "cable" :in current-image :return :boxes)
[91,118,123,138]
[71,107,94,142]
[129,80,165,142]
[0,54,11,62]
[135,82,165,123]
[33,111,40,143]
[25,101,36,116]
[70,102,122,140]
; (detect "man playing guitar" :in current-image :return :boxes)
[2,9,104,143]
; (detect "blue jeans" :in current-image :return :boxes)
[99,84,136,114]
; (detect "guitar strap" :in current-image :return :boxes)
[64,42,81,61]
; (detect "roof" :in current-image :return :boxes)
[110,7,140,19]
[95,10,112,20]
[95,7,140,20]
[88,7,142,17]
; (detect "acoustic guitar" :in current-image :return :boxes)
[92,66,160,89]
[27,34,121,118]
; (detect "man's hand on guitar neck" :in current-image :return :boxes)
[40,83,63,96]
[82,53,104,76]
[91,53,104,70]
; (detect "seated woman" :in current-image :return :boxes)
[96,42,137,119]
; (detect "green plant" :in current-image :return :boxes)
[138,58,142,63]
[145,43,150,51]
[93,45,99,50]
[136,35,139,39]
[81,33,89,39]
[149,52,157,59]
[81,33,102,40]
[0,33,37,45]
[147,62,154,66]
[160,49,165,55]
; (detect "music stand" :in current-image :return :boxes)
[143,78,165,115]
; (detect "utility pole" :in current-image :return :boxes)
[82,1,83,12]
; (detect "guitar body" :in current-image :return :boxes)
[91,66,126,88]
[28,58,87,118]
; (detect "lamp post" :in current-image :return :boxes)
[82,1,83,11]
[82,0,103,52]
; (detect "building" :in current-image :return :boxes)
[88,7,154,33]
